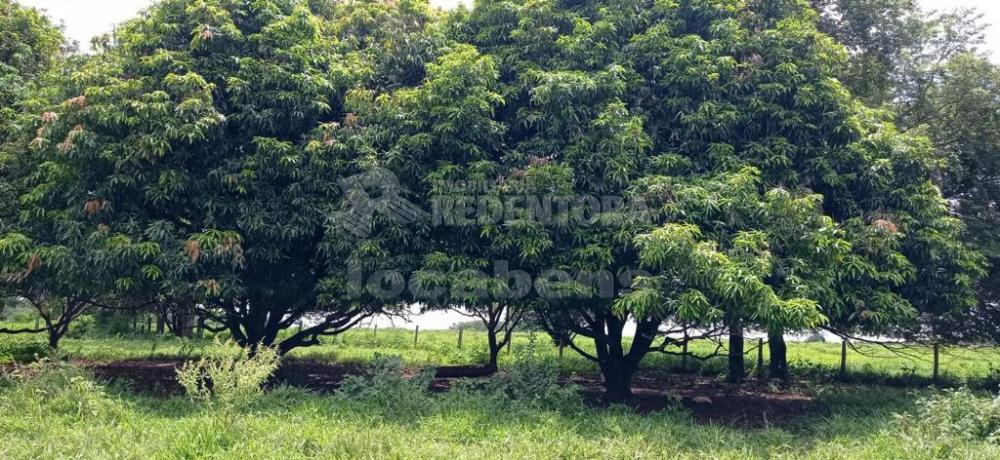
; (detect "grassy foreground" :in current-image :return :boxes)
[2,328,1000,459]
[0,360,997,460]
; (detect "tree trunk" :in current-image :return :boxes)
[728,319,745,383]
[156,314,165,335]
[486,327,501,373]
[538,310,657,405]
[599,315,657,404]
[768,330,788,380]
[482,314,507,374]
[601,361,634,404]
[170,311,192,338]
[47,328,61,349]
[471,305,520,375]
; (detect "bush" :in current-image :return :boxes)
[896,387,1000,443]
[175,340,280,407]
[0,361,117,420]
[65,315,95,339]
[335,354,434,416]
[0,335,52,363]
[488,333,578,407]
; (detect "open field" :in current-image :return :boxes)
[4,325,1000,386]
[0,351,997,459]
[0,364,926,459]
[3,327,1000,459]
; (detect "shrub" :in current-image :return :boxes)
[335,354,434,416]
[896,387,1000,443]
[0,361,116,420]
[0,335,52,363]
[488,333,578,407]
[65,315,95,339]
[175,340,280,407]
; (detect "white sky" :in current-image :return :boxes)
[19,0,1000,59]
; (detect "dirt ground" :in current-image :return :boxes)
[572,373,816,427]
[79,359,816,428]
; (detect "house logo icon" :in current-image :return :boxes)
[335,168,429,239]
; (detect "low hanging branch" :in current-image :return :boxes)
[822,326,932,362]
[0,292,94,348]
[651,326,727,361]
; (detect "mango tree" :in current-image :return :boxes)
[4,0,448,354]
[448,0,982,397]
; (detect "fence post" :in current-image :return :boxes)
[681,328,689,371]
[458,327,463,349]
[933,342,941,383]
[414,325,419,346]
[757,337,764,376]
[34,317,40,330]
[840,338,848,379]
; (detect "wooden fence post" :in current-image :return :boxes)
[840,338,848,379]
[457,327,463,349]
[414,325,419,346]
[757,338,764,376]
[681,328,689,371]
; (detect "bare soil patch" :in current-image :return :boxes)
[571,373,816,427]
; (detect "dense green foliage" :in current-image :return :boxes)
[0,0,455,352]
[0,0,63,135]
[812,0,1000,342]
[0,0,63,224]
[392,0,979,398]
[3,1,1000,456]
[809,0,985,107]
[922,55,1000,335]
[0,0,987,403]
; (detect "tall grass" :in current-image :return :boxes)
[1,360,999,459]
